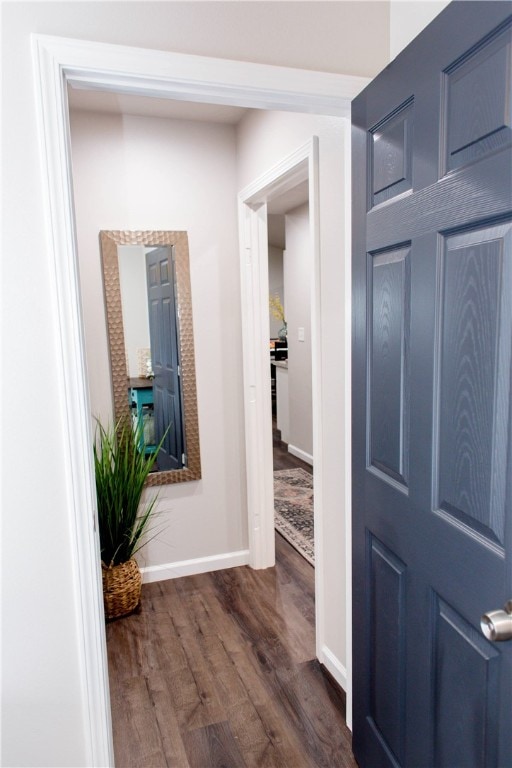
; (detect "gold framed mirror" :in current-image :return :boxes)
[100,230,201,485]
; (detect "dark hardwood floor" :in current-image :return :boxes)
[106,532,357,767]
[272,418,313,475]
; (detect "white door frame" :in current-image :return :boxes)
[32,33,366,765]
[237,137,325,635]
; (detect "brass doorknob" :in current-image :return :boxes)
[480,600,512,642]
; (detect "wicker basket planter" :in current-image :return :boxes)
[102,558,142,620]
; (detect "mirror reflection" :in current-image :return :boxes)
[100,230,201,486]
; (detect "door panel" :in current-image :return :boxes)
[432,596,500,768]
[352,4,512,767]
[369,245,411,488]
[436,223,511,547]
[370,98,414,207]
[367,535,407,766]
[444,22,512,172]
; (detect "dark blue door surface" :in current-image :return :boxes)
[146,245,184,471]
[352,3,512,766]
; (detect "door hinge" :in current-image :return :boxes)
[177,365,181,376]
[182,453,187,465]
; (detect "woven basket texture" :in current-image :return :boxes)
[102,558,142,620]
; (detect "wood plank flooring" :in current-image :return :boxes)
[272,418,313,475]
[106,533,357,767]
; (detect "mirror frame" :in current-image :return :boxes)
[100,229,201,485]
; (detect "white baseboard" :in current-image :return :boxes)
[319,644,347,692]
[288,444,313,466]
[140,549,250,583]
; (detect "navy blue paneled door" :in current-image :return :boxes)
[352,3,512,767]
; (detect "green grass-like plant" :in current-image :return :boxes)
[93,418,163,567]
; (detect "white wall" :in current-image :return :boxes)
[2,0,390,77]
[284,203,313,460]
[390,0,450,59]
[118,245,151,378]
[236,109,351,683]
[2,17,89,768]
[69,109,247,571]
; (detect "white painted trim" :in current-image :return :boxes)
[241,150,310,204]
[32,37,114,768]
[343,116,354,733]
[238,139,320,576]
[238,139,330,667]
[140,550,250,583]
[288,444,314,466]
[307,136,326,669]
[31,34,365,764]
[238,198,275,569]
[320,645,348,692]
[37,34,367,117]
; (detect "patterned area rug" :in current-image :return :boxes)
[273,468,314,566]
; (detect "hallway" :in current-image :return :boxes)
[106,533,356,767]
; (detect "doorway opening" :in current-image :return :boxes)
[267,189,315,568]
[237,139,325,664]
[33,35,360,763]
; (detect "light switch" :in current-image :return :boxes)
[298,327,305,342]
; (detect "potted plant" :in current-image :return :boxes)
[93,418,162,620]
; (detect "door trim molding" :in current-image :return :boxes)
[238,137,330,665]
[237,138,321,573]
[32,33,365,764]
